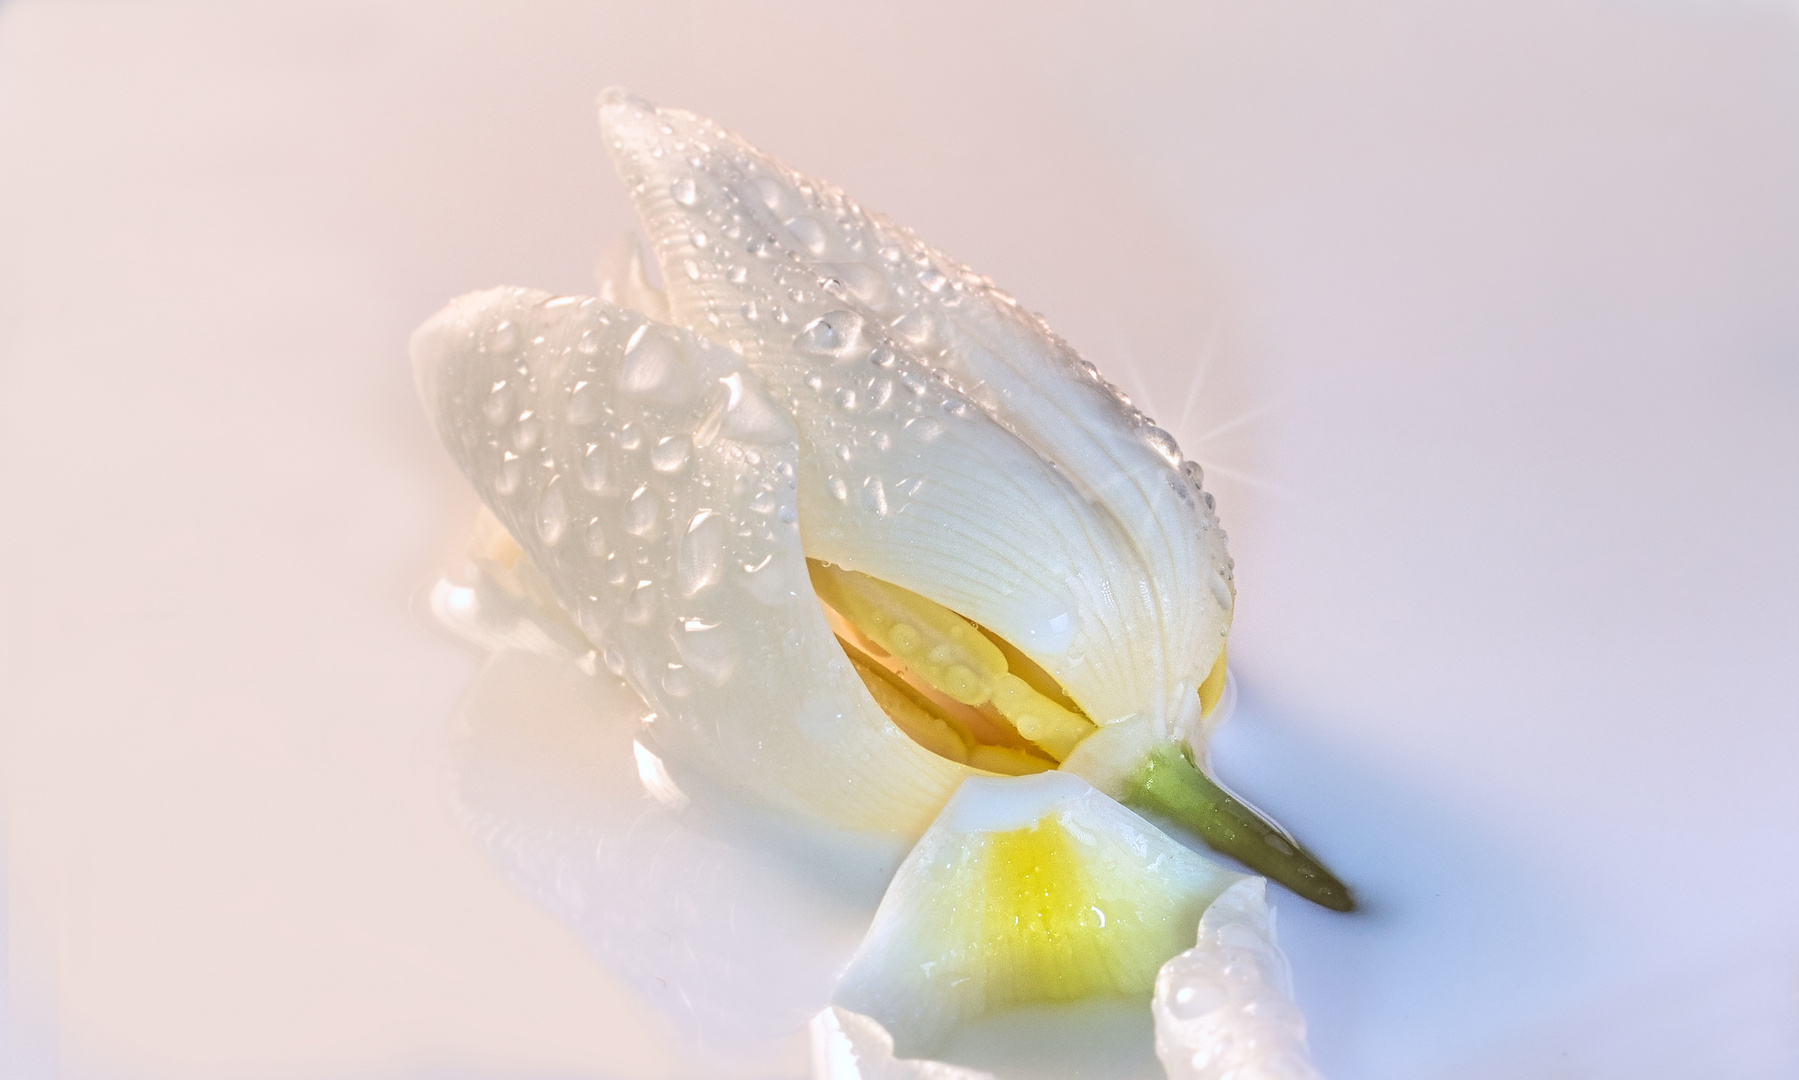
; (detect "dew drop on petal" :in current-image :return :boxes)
[1143,426,1184,467]
[1209,569,1234,611]
[904,416,945,442]
[580,443,610,493]
[495,451,522,494]
[624,579,658,624]
[619,324,692,402]
[489,320,519,353]
[536,481,568,545]
[794,310,871,363]
[860,477,889,516]
[583,517,608,557]
[602,642,627,676]
[676,510,726,597]
[718,373,791,443]
[624,485,663,539]
[785,215,829,255]
[670,176,698,206]
[651,434,692,474]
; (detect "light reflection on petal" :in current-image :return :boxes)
[449,647,900,1064]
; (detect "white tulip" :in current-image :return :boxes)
[412,90,1338,1078]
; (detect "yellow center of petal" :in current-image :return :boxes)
[808,560,1097,773]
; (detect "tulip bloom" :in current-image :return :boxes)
[414,91,1337,1078]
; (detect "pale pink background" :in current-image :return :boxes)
[3,3,1797,1078]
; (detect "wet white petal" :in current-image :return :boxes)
[1152,879,1324,1080]
[600,91,1232,746]
[413,286,974,835]
[811,1008,997,1080]
[833,772,1242,1059]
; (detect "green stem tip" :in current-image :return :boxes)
[1119,745,1355,913]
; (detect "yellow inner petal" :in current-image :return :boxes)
[809,560,1095,770]
[1198,644,1228,717]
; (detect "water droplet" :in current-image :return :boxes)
[826,262,890,309]
[904,416,945,442]
[785,216,829,255]
[676,510,726,597]
[1209,569,1233,610]
[536,481,569,545]
[1182,460,1206,487]
[1170,978,1228,1020]
[917,267,947,293]
[583,517,608,557]
[624,580,658,625]
[827,476,848,501]
[1142,426,1183,467]
[726,265,748,285]
[490,320,520,353]
[670,177,698,206]
[835,388,858,412]
[619,324,694,403]
[777,504,798,524]
[870,430,892,452]
[575,329,601,355]
[513,412,541,450]
[683,259,701,281]
[483,380,513,424]
[860,477,889,516]
[662,664,692,698]
[651,434,692,474]
[690,230,709,249]
[603,642,627,675]
[866,377,894,410]
[754,176,786,211]
[616,423,644,451]
[495,451,523,494]
[891,310,941,350]
[749,488,778,515]
[677,619,736,684]
[580,443,610,492]
[718,372,791,443]
[942,399,967,418]
[605,552,629,587]
[566,381,596,425]
[624,485,663,539]
[793,310,872,363]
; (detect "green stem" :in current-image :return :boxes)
[1119,745,1355,912]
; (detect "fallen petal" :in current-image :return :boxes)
[834,771,1242,1058]
[1152,878,1324,1079]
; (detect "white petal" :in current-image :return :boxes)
[412,286,972,835]
[833,771,1242,1058]
[599,91,1232,745]
[811,1008,998,1080]
[1152,879,1325,1080]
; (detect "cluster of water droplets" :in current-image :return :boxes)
[432,286,807,733]
[1151,880,1321,1080]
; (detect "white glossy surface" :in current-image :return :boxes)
[3,3,1796,1079]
